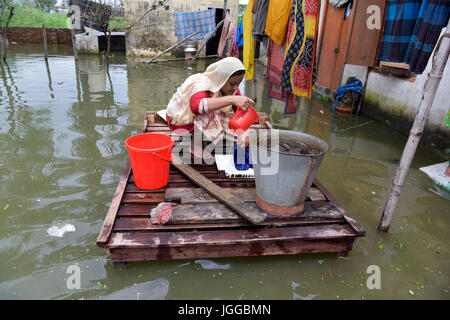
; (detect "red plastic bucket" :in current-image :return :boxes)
[125,133,175,190]
[229,107,259,132]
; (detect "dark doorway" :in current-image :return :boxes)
[206,8,229,56]
[98,34,126,52]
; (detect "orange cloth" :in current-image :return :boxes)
[264,0,292,46]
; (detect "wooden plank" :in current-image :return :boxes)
[116,200,343,221]
[107,224,356,248]
[346,0,387,67]
[97,160,132,247]
[165,187,257,204]
[109,238,355,262]
[379,61,410,70]
[113,217,346,231]
[313,180,366,236]
[164,201,342,224]
[171,159,267,224]
[122,192,165,204]
[164,187,326,203]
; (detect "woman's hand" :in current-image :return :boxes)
[231,96,255,111]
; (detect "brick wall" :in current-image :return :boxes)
[5,27,74,44]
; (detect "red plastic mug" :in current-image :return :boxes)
[229,107,259,132]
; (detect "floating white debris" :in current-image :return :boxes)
[194,259,230,270]
[47,223,75,237]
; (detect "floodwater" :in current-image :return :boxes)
[0,44,448,300]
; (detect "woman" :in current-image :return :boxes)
[166,57,255,147]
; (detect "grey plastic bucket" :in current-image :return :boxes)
[250,129,328,216]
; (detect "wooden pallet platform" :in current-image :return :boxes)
[97,111,365,269]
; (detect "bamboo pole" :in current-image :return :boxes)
[42,24,48,60]
[147,55,218,64]
[378,21,450,232]
[146,31,200,64]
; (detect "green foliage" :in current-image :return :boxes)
[33,0,56,13]
[7,6,68,28]
[0,0,14,27]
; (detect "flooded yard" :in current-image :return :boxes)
[0,44,448,300]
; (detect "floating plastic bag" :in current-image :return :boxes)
[47,223,76,237]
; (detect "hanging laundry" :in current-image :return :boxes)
[252,0,270,42]
[266,39,299,114]
[404,1,450,74]
[217,13,234,58]
[243,0,255,80]
[237,20,244,47]
[230,27,239,58]
[377,0,449,74]
[264,0,292,46]
[281,0,320,99]
[173,9,216,41]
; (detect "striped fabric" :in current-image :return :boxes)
[377,0,449,74]
[173,9,216,41]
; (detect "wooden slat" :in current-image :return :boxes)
[122,192,165,204]
[108,224,356,248]
[109,238,355,262]
[97,160,132,246]
[113,217,346,231]
[379,61,410,70]
[164,187,325,203]
[172,159,266,224]
[116,201,343,222]
[165,187,257,204]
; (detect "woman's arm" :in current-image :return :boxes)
[205,95,255,113]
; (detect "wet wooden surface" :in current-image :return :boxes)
[97,111,365,268]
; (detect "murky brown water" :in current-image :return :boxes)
[0,44,448,300]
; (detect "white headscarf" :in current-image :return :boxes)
[166,57,245,125]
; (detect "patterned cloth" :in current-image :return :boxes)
[281,0,320,99]
[377,0,449,74]
[266,39,299,114]
[173,9,216,41]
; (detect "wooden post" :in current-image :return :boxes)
[71,28,78,60]
[378,21,450,232]
[42,24,48,60]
